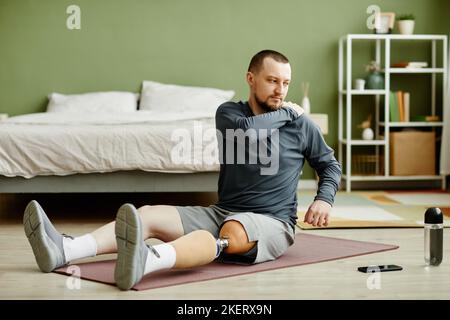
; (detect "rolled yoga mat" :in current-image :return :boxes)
[54,233,398,291]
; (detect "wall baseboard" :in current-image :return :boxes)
[340,180,443,190]
[298,178,447,192]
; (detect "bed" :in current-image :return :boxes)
[0,81,238,193]
[0,111,220,193]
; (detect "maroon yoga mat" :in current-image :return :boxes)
[54,233,398,291]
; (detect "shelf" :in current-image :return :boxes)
[338,34,447,191]
[380,122,443,127]
[342,175,444,181]
[340,139,386,146]
[341,90,386,95]
[342,34,447,41]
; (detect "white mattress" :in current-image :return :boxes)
[0,111,220,178]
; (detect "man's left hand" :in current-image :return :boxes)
[303,200,332,227]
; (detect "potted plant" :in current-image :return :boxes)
[397,14,415,35]
[365,61,384,90]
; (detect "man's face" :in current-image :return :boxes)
[247,57,291,112]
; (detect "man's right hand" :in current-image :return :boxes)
[282,101,304,118]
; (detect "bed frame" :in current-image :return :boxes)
[0,171,219,193]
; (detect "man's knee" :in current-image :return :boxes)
[219,220,256,254]
[136,205,182,241]
[137,205,152,214]
[137,205,170,216]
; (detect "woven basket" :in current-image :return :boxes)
[352,154,384,175]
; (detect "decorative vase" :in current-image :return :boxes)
[398,20,415,35]
[301,96,310,114]
[301,82,311,114]
[362,128,374,140]
[365,71,384,89]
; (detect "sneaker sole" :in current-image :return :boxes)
[114,204,143,290]
[23,201,60,273]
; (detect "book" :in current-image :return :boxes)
[396,91,404,122]
[406,62,428,68]
[411,115,440,122]
[403,92,410,122]
[391,61,428,68]
[389,91,400,122]
[391,62,408,68]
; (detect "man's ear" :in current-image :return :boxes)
[246,71,254,86]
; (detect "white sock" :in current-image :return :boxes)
[143,243,176,276]
[63,234,97,262]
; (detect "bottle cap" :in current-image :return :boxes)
[424,207,443,224]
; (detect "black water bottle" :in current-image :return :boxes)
[424,207,443,266]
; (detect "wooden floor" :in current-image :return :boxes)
[0,194,449,300]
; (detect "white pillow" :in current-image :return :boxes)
[139,80,235,114]
[46,91,139,113]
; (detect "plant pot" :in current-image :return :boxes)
[398,20,415,35]
[365,71,384,90]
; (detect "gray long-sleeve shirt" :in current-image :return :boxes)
[214,101,342,229]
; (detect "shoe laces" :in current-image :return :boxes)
[146,244,160,258]
[62,233,74,240]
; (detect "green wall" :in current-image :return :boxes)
[1,0,449,179]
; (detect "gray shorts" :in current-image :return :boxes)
[175,205,295,264]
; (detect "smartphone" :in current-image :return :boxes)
[357,264,403,273]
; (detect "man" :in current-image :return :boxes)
[23,50,341,290]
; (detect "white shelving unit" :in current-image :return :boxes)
[338,34,448,192]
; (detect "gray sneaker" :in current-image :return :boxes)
[114,203,159,290]
[23,200,69,273]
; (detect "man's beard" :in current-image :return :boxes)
[255,95,283,112]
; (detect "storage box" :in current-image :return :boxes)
[389,131,435,175]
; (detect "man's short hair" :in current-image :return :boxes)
[248,50,289,74]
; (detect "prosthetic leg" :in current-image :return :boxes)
[215,236,229,257]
